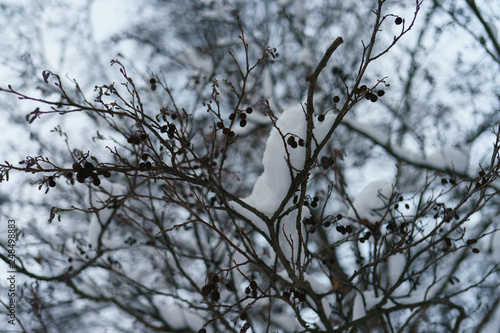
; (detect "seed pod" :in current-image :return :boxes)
[72,162,82,171]
[250,280,257,290]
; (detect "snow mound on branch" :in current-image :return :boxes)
[88,217,102,249]
[347,181,393,223]
[427,147,468,174]
[243,104,307,215]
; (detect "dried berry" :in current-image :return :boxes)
[211,275,220,283]
[324,221,331,228]
[141,153,149,161]
[225,283,234,292]
[202,284,212,296]
[239,113,247,120]
[466,239,477,245]
[150,78,156,84]
[472,248,480,253]
[298,138,305,146]
[240,312,248,321]
[310,201,318,208]
[282,291,290,300]
[216,121,224,129]
[151,84,157,91]
[139,133,148,141]
[333,95,340,103]
[336,214,343,220]
[245,286,251,294]
[240,119,247,127]
[287,136,298,148]
[76,173,86,183]
[318,114,325,122]
[102,170,111,178]
[229,113,236,120]
[441,178,448,185]
[93,177,101,186]
[228,131,235,137]
[241,322,250,333]
[395,17,403,25]
[72,162,82,171]
[48,179,56,187]
[246,107,253,114]
[84,162,95,171]
[377,90,385,97]
[223,128,230,135]
[345,225,353,233]
[370,94,378,102]
[250,280,258,290]
[198,329,207,333]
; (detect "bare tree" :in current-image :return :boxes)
[1,0,499,332]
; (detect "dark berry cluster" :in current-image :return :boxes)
[124,236,137,246]
[303,195,320,208]
[243,280,258,298]
[359,231,372,243]
[283,287,306,302]
[320,156,334,169]
[139,153,153,169]
[127,133,149,144]
[336,224,353,235]
[441,177,457,186]
[474,169,490,189]
[160,123,176,139]
[465,238,480,253]
[72,161,110,186]
[150,77,157,91]
[365,89,385,103]
[47,176,56,187]
[201,274,225,303]
[286,135,305,149]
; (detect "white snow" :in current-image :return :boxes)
[341,117,470,175]
[88,216,102,249]
[232,104,318,266]
[427,147,468,174]
[243,104,308,215]
[347,181,393,224]
[387,252,406,286]
[154,296,205,331]
[352,289,385,321]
